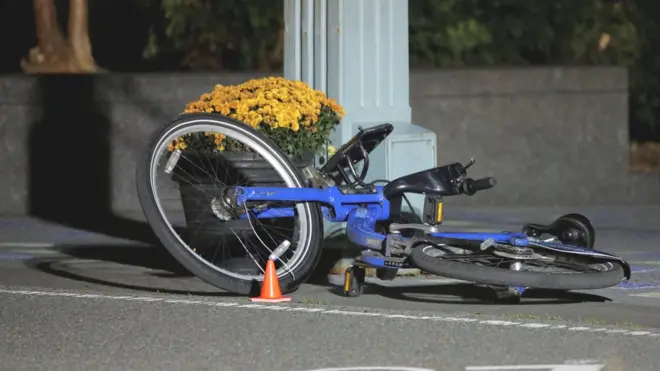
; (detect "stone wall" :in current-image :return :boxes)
[410,66,659,207]
[0,67,656,228]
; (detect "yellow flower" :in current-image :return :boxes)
[168,137,188,152]
[327,145,336,156]
[180,76,344,155]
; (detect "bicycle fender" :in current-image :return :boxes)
[529,241,631,280]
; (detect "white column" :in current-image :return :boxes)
[285,0,437,217]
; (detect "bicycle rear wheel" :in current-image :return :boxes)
[409,242,626,290]
[136,112,324,295]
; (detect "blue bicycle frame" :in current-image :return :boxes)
[235,185,531,250]
[233,184,630,278]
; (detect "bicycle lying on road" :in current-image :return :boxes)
[136,112,631,302]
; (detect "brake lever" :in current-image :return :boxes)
[463,158,475,170]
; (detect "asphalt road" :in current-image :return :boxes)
[1,287,657,371]
[1,207,660,371]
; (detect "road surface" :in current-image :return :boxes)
[1,207,660,370]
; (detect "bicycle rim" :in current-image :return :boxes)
[146,119,314,282]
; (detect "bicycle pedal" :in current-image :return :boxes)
[480,238,496,250]
[343,265,366,297]
[422,195,444,226]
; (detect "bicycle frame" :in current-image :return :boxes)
[233,183,630,277]
[233,185,532,252]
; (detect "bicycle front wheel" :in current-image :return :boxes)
[136,112,324,295]
[409,242,626,290]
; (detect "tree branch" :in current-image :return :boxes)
[68,0,95,69]
[22,0,71,72]
[33,0,67,53]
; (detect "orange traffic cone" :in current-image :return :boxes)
[250,259,292,303]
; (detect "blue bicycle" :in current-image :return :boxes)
[137,112,631,301]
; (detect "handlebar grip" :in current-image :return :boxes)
[463,177,497,195]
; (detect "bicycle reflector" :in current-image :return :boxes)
[423,195,443,226]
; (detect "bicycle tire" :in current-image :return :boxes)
[409,244,626,290]
[136,112,324,295]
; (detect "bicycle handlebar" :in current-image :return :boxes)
[462,177,497,196]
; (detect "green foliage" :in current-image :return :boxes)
[407,0,659,139]
[409,0,640,67]
[147,0,660,139]
[144,0,284,71]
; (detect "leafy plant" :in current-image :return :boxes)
[144,0,283,71]
[170,77,344,158]
[407,0,660,139]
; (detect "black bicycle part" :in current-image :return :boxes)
[376,267,398,281]
[371,178,422,226]
[343,265,366,297]
[320,123,393,187]
[337,141,370,188]
[382,160,496,199]
[461,177,497,196]
[522,213,596,249]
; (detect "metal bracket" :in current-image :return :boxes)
[301,165,336,189]
[388,223,440,235]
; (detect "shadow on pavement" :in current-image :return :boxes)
[320,279,612,306]
[28,75,159,247]
[23,243,344,298]
[23,244,238,297]
[20,240,608,306]
[52,244,191,276]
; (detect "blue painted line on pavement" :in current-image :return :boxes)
[616,281,660,290]
[0,252,34,261]
[626,252,660,258]
[631,267,660,273]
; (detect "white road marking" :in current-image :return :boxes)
[465,365,604,371]
[627,331,654,336]
[518,323,551,328]
[630,291,660,298]
[0,242,55,248]
[630,261,660,266]
[0,287,658,339]
[301,368,435,371]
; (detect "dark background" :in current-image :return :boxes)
[1,0,659,142]
[0,0,655,251]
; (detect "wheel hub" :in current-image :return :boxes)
[211,188,236,221]
[560,228,582,244]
